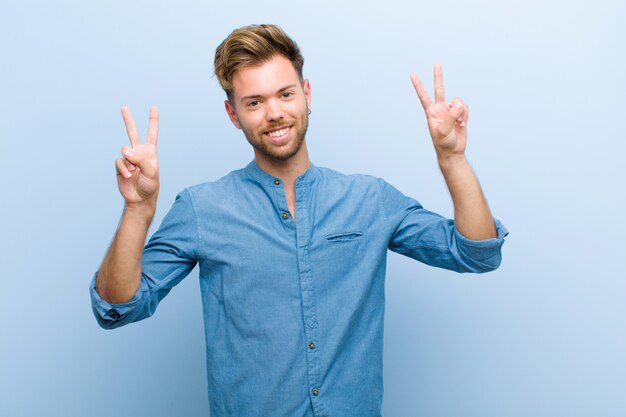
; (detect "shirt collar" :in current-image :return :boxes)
[244,159,319,188]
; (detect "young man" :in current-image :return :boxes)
[91,24,507,417]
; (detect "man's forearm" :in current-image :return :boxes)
[96,205,155,304]
[438,154,497,240]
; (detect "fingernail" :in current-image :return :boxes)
[125,172,132,178]
[125,150,134,157]
[128,164,136,171]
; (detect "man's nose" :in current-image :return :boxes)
[265,100,283,122]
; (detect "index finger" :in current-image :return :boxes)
[434,64,445,103]
[146,106,159,145]
[121,106,140,148]
[410,72,433,111]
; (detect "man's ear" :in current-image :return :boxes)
[303,79,311,112]
[224,100,241,129]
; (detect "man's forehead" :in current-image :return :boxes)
[231,55,301,98]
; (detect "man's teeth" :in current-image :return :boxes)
[268,127,289,138]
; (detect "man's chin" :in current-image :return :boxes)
[256,145,302,162]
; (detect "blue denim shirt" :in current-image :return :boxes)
[90,161,508,417]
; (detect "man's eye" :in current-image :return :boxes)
[247,100,259,107]
[282,92,293,98]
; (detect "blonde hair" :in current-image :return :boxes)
[214,24,304,99]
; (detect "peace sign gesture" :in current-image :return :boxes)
[410,65,468,159]
[115,106,160,208]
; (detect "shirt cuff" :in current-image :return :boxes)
[89,272,143,326]
[453,218,509,261]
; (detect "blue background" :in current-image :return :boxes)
[1,0,624,416]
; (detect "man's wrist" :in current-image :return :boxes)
[437,153,467,172]
[123,202,157,223]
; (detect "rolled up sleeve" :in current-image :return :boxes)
[89,272,148,329]
[450,218,509,272]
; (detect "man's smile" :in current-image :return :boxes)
[264,125,292,143]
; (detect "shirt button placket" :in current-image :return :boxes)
[293,182,322,412]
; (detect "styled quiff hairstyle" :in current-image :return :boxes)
[214,24,304,100]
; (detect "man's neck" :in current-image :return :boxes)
[254,145,311,222]
[254,147,311,189]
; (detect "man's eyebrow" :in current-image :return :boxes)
[239,84,297,103]
[239,94,262,103]
[278,84,297,92]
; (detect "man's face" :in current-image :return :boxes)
[225,55,311,164]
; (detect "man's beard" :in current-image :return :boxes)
[242,109,309,162]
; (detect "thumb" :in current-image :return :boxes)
[122,146,158,178]
[438,102,464,137]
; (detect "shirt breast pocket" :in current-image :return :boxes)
[325,231,364,242]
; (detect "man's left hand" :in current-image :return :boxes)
[410,64,468,160]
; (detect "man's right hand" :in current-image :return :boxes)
[115,106,160,209]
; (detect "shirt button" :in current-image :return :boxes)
[309,342,316,349]
[282,212,289,220]
[312,389,319,396]
[274,179,280,185]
